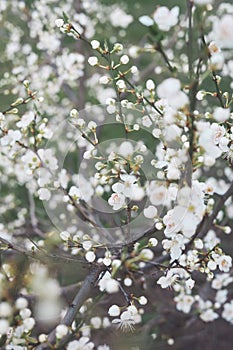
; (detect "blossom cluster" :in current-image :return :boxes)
[0,0,233,349]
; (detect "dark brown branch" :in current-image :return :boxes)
[35,264,104,350]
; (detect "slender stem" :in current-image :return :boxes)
[187,0,194,82]
[157,43,175,73]
[200,34,225,108]
[212,70,225,108]
[187,0,198,165]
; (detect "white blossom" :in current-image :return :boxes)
[0,319,9,335]
[153,6,179,31]
[112,311,135,332]
[108,305,120,317]
[139,15,154,27]
[108,192,125,211]
[67,337,94,350]
[120,55,129,65]
[88,56,98,66]
[55,18,64,28]
[91,40,100,49]
[212,14,233,49]
[200,309,218,322]
[85,251,96,263]
[38,188,51,201]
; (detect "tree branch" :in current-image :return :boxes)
[35,264,105,350]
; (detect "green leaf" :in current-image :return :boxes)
[62,11,70,23]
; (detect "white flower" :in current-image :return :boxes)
[19,308,31,319]
[124,277,132,286]
[78,175,94,202]
[23,317,35,331]
[56,324,68,339]
[39,334,47,343]
[167,338,175,346]
[209,52,224,70]
[1,129,21,146]
[157,78,188,109]
[116,79,126,90]
[112,311,135,332]
[15,297,28,309]
[139,248,154,261]
[99,76,110,84]
[109,8,133,28]
[215,290,227,305]
[146,79,155,90]
[38,188,51,201]
[82,241,93,250]
[108,304,120,317]
[118,141,134,157]
[194,0,213,4]
[85,251,96,263]
[175,294,194,313]
[200,308,218,322]
[97,346,110,350]
[212,14,233,49]
[152,128,162,138]
[60,231,71,241]
[103,257,111,266]
[162,234,185,260]
[131,66,138,74]
[207,260,217,271]
[87,121,97,131]
[88,56,98,66]
[199,128,222,159]
[113,43,123,52]
[208,41,221,55]
[149,185,167,206]
[90,316,102,329]
[0,302,12,317]
[222,300,233,323]
[148,238,158,247]
[108,192,125,211]
[163,209,180,237]
[142,115,152,128]
[0,319,9,334]
[212,273,233,290]
[213,107,230,122]
[67,337,94,350]
[55,18,64,28]
[196,90,206,101]
[217,255,232,272]
[185,278,195,290]
[37,149,58,170]
[112,174,137,198]
[153,6,179,31]
[69,186,81,201]
[16,111,34,128]
[163,182,205,238]
[120,55,129,65]
[98,271,119,294]
[138,296,148,305]
[70,109,79,118]
[144,206,158,219]
[157,270,179,289]
[58,169,69,189]
[91,40,100,49]
[139,15,154,27]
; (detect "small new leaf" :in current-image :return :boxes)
[62,11,70,23]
